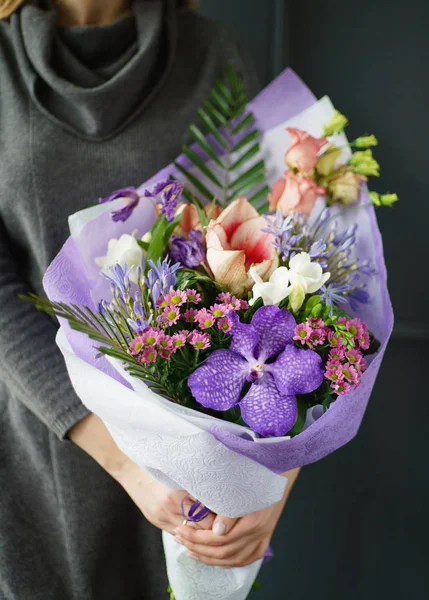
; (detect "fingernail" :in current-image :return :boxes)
[187,552,199,560]
[172,529,178,536]
[174,537,184,545]
[213,522,227,536]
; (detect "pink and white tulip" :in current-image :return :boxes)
[206,197,278,296]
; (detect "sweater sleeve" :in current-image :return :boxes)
[0,218,90,439]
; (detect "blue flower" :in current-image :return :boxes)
[146,258,181,306]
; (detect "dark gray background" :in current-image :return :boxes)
[198,1,429,598]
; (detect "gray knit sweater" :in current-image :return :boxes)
[0,2,257,598]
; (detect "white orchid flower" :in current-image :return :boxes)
[95,231,144,284]
[249,266,290,306]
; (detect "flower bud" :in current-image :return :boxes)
[323,110,348,137]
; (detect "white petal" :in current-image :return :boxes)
[249,266,264,284]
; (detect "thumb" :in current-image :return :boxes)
[212,515,238,536]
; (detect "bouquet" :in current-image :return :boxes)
[25,67,396,600]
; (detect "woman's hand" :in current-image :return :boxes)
[173,468,300,567]
[69,414,215,535]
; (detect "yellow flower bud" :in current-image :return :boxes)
[381,193,399,206]
[349,150,380,177]
[353,135,378,148]
[141,232,152,243]
[369,191,381,206]
[316,144,343,176]
[323,110,349,137]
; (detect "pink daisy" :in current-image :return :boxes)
[185,289,202,304]
[308,328,326,346]
[129,336,145,355]
[325,359,343,382]
[140,346,157,364]
[161,306,181,326]
[341,363,360,384]
[197,309,215,330]
[171,332,188,350]
[343,348,365,370]
[157,295,169,309]
[329,347,345,362]
[184,308,198,323]
[358,331,370,350]
[164,290,187,306]
[160,348,173,360]
[307,318,325,329]
[217,317,233,333]
[216,292,232,303]
[189,331,211,350]
[157,333,172,349]
[210,303,231,318]
[240,300,249,310]
[328,331,344,348]
[332,380,351,395]
[141,328,161,347]
[228,297,242,311]
[293,323,312,344]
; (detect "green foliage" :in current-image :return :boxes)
[145,213,183,265]
[175,65,269,211]
[287,396,308,437]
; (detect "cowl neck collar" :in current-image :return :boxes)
[17,0,176,140]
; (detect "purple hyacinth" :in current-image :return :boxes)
[144,180,184,222]
[188,306,324,437]
[169,229,205,268]
[99,187,140,222]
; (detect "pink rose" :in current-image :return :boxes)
[268,171,326,217]
[285,127,328,172]
[206,197,278,296]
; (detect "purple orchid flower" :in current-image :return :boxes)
[99,186,140,222]
[144,180,183,222]
[169,229,205,268]
[188,306,324,437]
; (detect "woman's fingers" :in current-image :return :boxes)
[175,534,252,561]
[186,542,266,568]
[174,515,253,546]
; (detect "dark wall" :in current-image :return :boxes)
[198,1,429,598]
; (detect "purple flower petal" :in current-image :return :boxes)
[188,350,249,411]
[266,344,324,396]
[229,314,259,360]
[240,373,297,436]
[250,306,296,361]
[99,187,140,222]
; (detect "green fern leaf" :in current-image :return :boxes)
[178,66,268,211]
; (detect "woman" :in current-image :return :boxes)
[0,1,299,598]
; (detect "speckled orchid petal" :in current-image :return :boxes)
[250,305,296,361]
[266,343,324,396]
[229,313,259,360]
[188,349,249,411]
[239,373,298,437]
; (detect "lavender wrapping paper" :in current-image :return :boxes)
[44,66,393,473]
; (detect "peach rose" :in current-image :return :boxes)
[329,171,365,206]
[285,127,328,172]
[268,171,326,217]
[206,197,278,296]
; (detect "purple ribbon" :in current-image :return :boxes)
[181,498,211,524]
